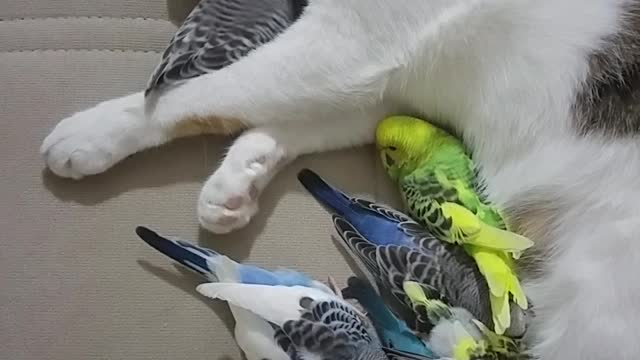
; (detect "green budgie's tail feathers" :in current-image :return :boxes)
[440,202,533,251]
[471,250,528,335]
[487,282,528,336]
[490,294,510,335]
[509,276,528,310]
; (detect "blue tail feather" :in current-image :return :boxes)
[136,226,316,287]
[343,277,401,329]
[299,169,415,248]
[297,169,357,219]
[343,277,437,358]
[135,226,217,279]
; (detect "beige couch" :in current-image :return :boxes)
[0,1,400,359]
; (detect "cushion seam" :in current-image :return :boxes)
[1,49,161,54]
[0,16,169,23]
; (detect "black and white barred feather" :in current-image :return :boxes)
[146,0,308,95]
[273,297,387,360]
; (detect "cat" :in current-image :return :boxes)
[40,0,640,358]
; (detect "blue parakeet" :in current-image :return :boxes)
[342,276,437,358]
[197,282,392,360]
[135,226,330,360]
[135,226,432,360]
[297,169,493,331]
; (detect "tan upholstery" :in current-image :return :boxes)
[0,1,399,358]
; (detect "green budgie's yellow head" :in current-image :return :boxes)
[376,115,448,181]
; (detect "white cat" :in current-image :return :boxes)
[40,0,640,358]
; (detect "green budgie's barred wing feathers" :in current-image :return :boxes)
[401,169,533,252]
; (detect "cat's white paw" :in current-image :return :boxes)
[40,93,158,179]
[198,131,286,233]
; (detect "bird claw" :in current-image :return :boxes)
[327,276,342,298]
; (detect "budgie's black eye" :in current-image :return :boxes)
[388,146,397,151]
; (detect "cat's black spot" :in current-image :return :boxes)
[573,4,640,137]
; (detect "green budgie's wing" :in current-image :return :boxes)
[401,151,481,224]
[402,163,532,251]
[403,147,507,228]
[401,170,455,240]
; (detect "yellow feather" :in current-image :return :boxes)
[453,332,477,360]
[403,281,428,304]
[508,273,529,309]
[470,249,508,297]
[490,293,510,335]
[470,249,529,334]
[440,202,534,251]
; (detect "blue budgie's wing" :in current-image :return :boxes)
[332,215,457,334]
[146,0,308,94]
[135,226,219,280]
[332,216,381,277]
[273,325,301,359]
[332,215,443,301]
[276,297,387,360]
[342,277,437,358]
[196,283,387,358]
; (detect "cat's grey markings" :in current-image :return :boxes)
[573,3,640,137]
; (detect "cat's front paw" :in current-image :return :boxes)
[40,93,155,179]
[198,131,286,233]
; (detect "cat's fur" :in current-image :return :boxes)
[41,0,640,358]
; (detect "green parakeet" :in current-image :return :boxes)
[403,281,529,360]
[375,115,533,335]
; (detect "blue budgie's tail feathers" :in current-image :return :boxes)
[343,277,398,327]
[344,277,438,359]
[297,169,354,217]
[136,226,326,288]
[382,347,437,360]
[135,226,220,280]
